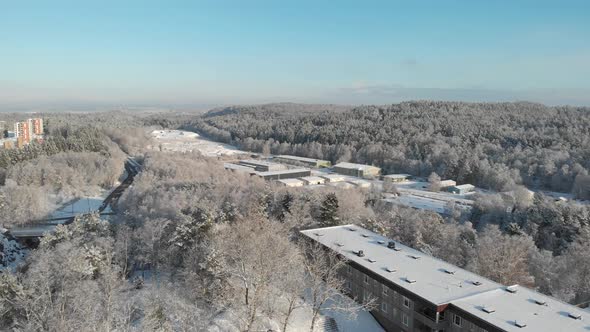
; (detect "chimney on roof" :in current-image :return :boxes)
[357,250,365,257]
[387,241,396,249]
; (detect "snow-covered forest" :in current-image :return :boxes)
[2,105,590,331]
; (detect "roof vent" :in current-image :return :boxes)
[386,267,396,273]
[514,321,527,328]
[393,247,402,251]
[361,234,369,238]
[348,228,356,231]
[472,281,483,286]
[356,250,365,257]
[409,255,421,260]
[387,241,396,249]
[335,242,344,247]
[314,232,324,236]
[534,299,546,306]
[506,286,518,293]
[368,258,376,263]
[444,269,456,275]
[405,277,416,284]
[482,307,496,314]
[568,313,582,320]
[378,240,385,244]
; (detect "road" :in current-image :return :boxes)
[7,158,141,239]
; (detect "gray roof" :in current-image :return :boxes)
[300,225,589,331]
[224,163,256,172]
[256,168,310,176]
[333,162,381,171]
[300,225,501,305]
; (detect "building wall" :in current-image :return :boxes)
[31,118,44,135]
[338,262,448,332]
[333,166,380,178]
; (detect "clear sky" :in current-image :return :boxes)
[1,0,589,110]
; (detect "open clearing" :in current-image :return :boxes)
[150,130,242,156]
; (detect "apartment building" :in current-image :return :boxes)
[13,118,44,144]
[300,225,588,332]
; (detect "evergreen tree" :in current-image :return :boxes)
[319,193,340,226]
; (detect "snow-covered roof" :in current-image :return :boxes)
[452,286,588,331]
[300,225,589,331]
[333,162,380,171]
[452,184,475,190]
[276,179,304,185]
[300,176,325,182]
[300,224,501,306]
[384,174,412,179]
[275,155,328,163]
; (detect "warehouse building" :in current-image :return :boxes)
[239,159,286,172]
[223,163,257,174]
[383,174,413,183]
[256,168,311,180]
[273,155,331,168]
[320,174,346,183]
[347,179,372,188]
[446,184,475,195]
[333,162,381,178]
[299,176,326,185]
[301,225,588,332]
[276,178,305,187]
[438,180,457,190]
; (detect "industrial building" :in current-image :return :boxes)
[347,179,372,188]
[239,159,286,172]
[446,184,475,195]
[383,174,413,183]
[276,178,305,187]
[333,162,381,178]
[438,180,457,190]
[299,176,325,185]
[301,225,588,332]
[256,168,311,180]
[273,155,331,168]
[223,163,257,175]
[320,174,346,183]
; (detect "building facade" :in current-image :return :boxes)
[274,155,332,168]
[333,162,381,178]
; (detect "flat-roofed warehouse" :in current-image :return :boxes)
[383,174,412,183]
[223,163,257,174]
[300,225,588,332]
[273,155,331,168]
[256,168,311,180]
[299,176,325,185]
[276,178,305,187]
[446,184,475,195]
[333,162,381,178]
[239,159,286,172]
[438,179,457,189]
[320,174,346,183]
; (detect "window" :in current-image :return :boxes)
[382,284,389,296]
[345,281,351,291]
[364,275,369,284]
[381,302,388,313]
[402,313,409,326]
[403,296,411,308]
[453,314,463,327]
[347,265,352,274]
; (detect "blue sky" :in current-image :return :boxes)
[1,0,589,110]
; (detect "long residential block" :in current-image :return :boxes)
[300,225,588,332]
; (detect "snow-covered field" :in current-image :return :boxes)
[150,130,242,156]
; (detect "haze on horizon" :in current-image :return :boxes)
[1,0,589,111]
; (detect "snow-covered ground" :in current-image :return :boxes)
[150,130,242,156]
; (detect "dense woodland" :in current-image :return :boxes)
[2,104,590,331]
[193,102,590,196]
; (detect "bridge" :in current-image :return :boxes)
[6,158,141,240]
